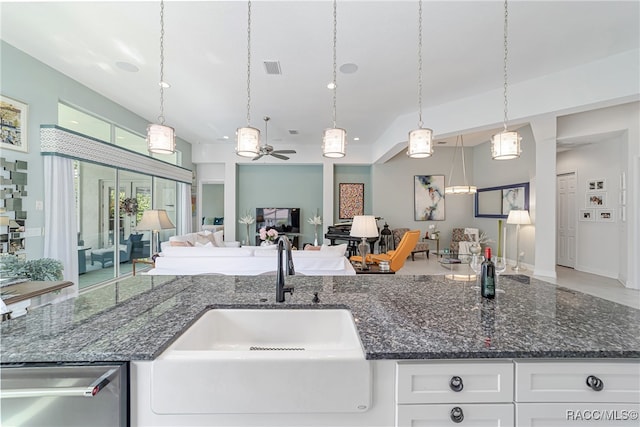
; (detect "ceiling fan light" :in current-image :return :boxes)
[322,127,346,158]
[491,130,521,160]
[407,127,433,158]
[147,123,175,154]
[236,126,261,158]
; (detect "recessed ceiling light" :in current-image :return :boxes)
[115,61,139,72]
[353,137,360,141]
[327,82,336,90]
[340,63,358,74]
[159,81,171,88]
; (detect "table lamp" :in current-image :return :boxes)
[507,209,531,272]
[136,209,175,255]
[350,215,379,271]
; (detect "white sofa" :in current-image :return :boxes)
[149,240,355,276]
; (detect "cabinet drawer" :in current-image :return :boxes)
[397,361,514,404]
[517,403,640,426]
[397,403,514,427]
[515,360,640,403]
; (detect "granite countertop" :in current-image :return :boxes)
[1,274,639,363]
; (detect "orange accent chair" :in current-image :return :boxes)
[351,229,420,272]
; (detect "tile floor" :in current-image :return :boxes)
[398,252,640,310]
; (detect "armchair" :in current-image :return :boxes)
[450,227,479,256]
[392,228,429,260]
[351,230,420,272]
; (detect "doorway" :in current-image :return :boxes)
[201,183,224,229]
[557,172,577,268]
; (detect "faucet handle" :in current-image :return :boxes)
[312,292,320,304]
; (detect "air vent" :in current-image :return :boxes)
[263,61,282,75]
[437,141,448,145]
[288,130,299,135]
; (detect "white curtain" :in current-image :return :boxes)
[178,183,193,236]
[43,155,79,302]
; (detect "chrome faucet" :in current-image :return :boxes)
[276,235,295,302]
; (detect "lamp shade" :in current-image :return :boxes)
[507,209,531,225]
[236,126,261,158]
[407,128,433,158]
[147,123,176,154]
[137,209,175,231]
[322,127,346,158]
[350,215,379,238]
[491,130,521,160]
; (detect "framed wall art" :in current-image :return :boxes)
[586,178,606,192]
[596,208,615,222]
[338,183,364,219]
[414,175,445,221]
[474,182,530,219]
[1,95,28,153]
[579,209,594,221]
[586,192,606,208]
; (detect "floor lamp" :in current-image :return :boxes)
[507,209,531,272]
[350,215,379,271]
[137,209,175,256]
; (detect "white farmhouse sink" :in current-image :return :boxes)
[152,309,371,414]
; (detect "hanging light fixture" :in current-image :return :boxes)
[147,0,176,155]
[407,0,433,159]
[445,135,477,195]
[236,0,261,158]
[490,0,521,160]
[322,0,346,158]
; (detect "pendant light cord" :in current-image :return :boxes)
[447,136,469,187]
[246,0,253,126]
[158,0,166,125]
[502,0,509,133]
[417,0,423,128]
[331,0,338,128]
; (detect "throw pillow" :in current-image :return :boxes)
[320,243,347,256]
[195,231,215,246]
[213,230,224,247]
[194,241,214,247]
[170,240,193,247]
[129,233,143,242]
[213,217,224,225]
[203,217,215,225]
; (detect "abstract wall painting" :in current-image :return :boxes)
[339,183,364,219]
[414,175,445,221]
[1,95,28,153]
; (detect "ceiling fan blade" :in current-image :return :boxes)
[273,149,296,154]
[270,153,290,160]
[252,153,264,161]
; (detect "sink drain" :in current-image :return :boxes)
[249,346,305,351]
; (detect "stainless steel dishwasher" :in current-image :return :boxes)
[0,362,128,427]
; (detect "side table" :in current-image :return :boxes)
[132,258,155,276]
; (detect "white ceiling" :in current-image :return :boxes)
[1,1,638,151]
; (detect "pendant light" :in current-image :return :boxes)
[445,135,477,195]
[490,0,521,160]
[407,0,433,159]
[322,0,346,158]
[236,0,260,158]
[147,0,176,154]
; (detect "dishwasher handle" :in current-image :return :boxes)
[1,367,118,399]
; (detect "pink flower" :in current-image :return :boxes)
[259,227,279,241]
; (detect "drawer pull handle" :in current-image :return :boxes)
[449,376,464,392]
[450,406,464,423]
[586,375,604,391]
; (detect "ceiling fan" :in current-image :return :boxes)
[253,116,296,161]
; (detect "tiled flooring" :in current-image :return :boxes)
[398,253,640,310]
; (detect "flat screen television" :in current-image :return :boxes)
[255,208,300,233]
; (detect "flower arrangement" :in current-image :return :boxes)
[477,232,494,245]
[259,226,279,243]
[238,211,255,245]
[307,213,322,246]
[120,197,138,216]
[428,224,439,238]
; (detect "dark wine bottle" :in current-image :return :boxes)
[481,247,496,299]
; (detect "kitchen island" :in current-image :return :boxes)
[2,274,639,362]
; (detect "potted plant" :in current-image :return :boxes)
[0,254,64,281]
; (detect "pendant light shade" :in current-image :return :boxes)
[236,126,260,158]
[236,0,261,158]
[490,130,521,160]
[147,0,175,155]
[407,0,434,159]
[407,128,433,158]
[147,123,175,154]
[492,0,520,160]
[322,127,346,158]
[445,135,477,195]
[322,0,346,159]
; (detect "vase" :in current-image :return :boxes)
[314,227,318,246]
[470,243,482,255]
[260,240,274,247]
[245,224,251,246]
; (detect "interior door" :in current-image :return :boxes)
[557,173,577,268]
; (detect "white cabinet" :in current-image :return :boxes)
[396,361,515,427]
[515,360,640,427]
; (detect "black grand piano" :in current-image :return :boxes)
[324,222,379,258]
